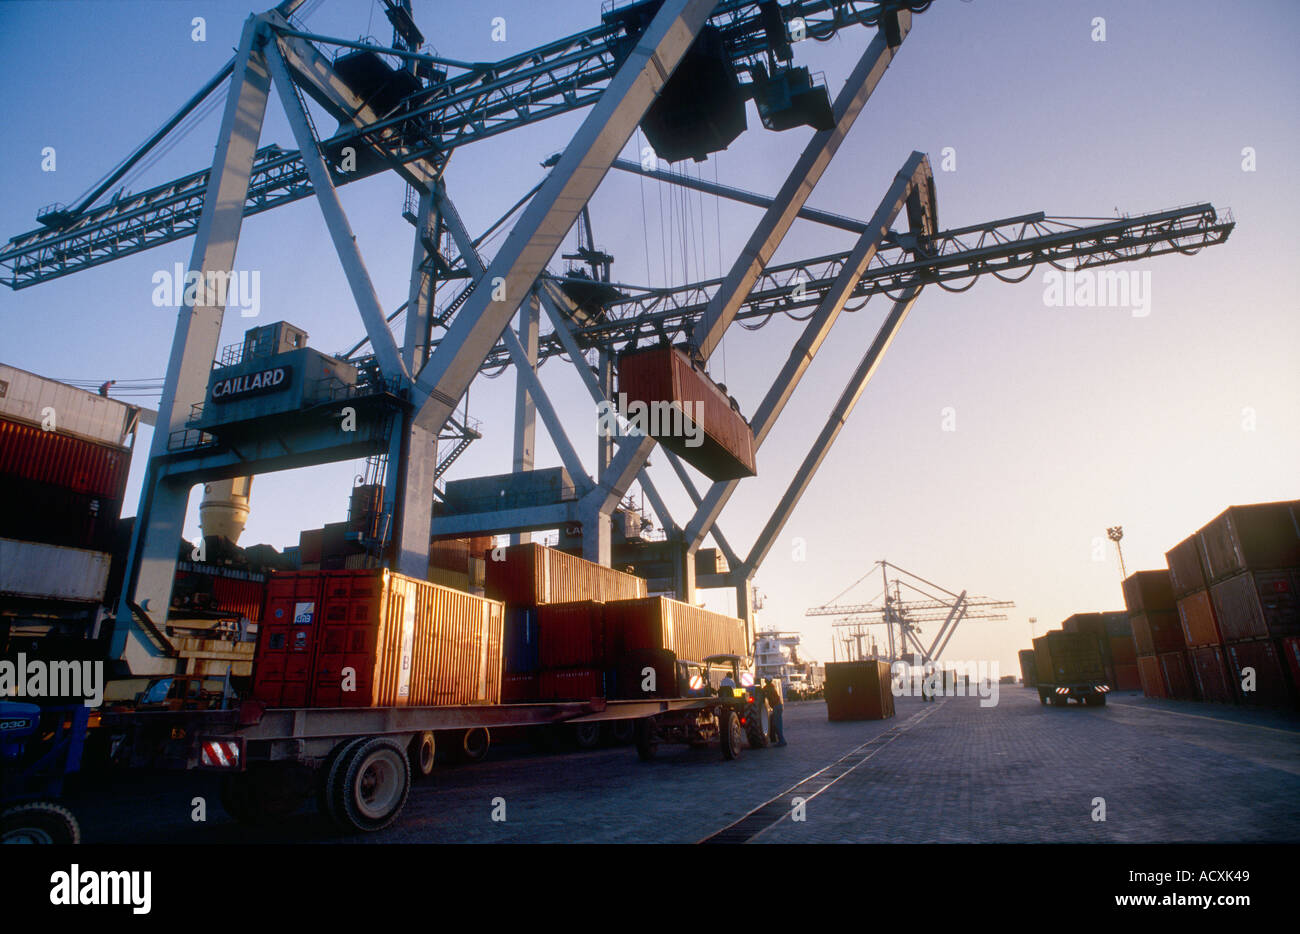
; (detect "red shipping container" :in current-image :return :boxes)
[1176,590,1222,648]
[1224,639,1294,709]
[485,543,647,606]
[1113,663,1141,691]
[538,601,605,668]
[617,345,757,481]
[1158,651,1196,700]
[1188,645,1234,704]
[1165,533,1209,598]
[1137,655,1166,699]
[1282,637,1300,694]
[253,569,504,709]
[1199,501,1300,583]
[212,575,267,623]
[1122,570,1176,616]
[1109,634,1138,666]
[604,596,747,662]
[501,672,540,703]
[539,667,605,701]
[1210,569,1299,642]
[0,416,131,499]
[1131,610,1185,656]
[825,661,895,721]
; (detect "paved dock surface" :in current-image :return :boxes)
[70,688,1300,844]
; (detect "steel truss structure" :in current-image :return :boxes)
[1,0,1232,676]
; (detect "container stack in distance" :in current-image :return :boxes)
[1061,611,1139,690]
[1122,568,1195,700]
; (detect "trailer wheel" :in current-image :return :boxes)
[572,722,603,750]
[721,710,744,761]
[222,763,311,825]
[608,720,636,746]
[459,728,490,763]
[1,802,80,844]
[408,732,436,779]
[634,718,659,762]
[321,737,370,824]
[336,737,411,833]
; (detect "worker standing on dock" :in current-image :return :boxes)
[764,679,787,747]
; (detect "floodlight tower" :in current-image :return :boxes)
[1107,526,1127,579]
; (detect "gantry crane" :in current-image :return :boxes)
[806,561,1013,664]
[0,0,1233,676]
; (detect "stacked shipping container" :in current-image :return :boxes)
[1122,568,1195,699]
[251,569,504,708]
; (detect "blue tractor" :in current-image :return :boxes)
[1,701,89,843]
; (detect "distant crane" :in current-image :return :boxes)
[806,560,1013,664]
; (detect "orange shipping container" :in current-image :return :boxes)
[604,596,746,663]
[253,569,503,709]
[485,543,647,606]
[1136,655,1166,699]
[1176,590,1222,647]
[824,661,896,721]
[1113,663,1141,691]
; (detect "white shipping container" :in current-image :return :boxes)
[0,363,135,449]
[0,537,111,602]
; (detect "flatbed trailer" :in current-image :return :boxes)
[99,694,752,833]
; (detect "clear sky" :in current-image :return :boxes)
[1,0,1297,676]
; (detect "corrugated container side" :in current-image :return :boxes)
[1282,637,1300,695]
[1209,569,1299,642]
[0,417,131,499]
[1131,610,1185,656]
[406,575,504,707]
[1122,570,1176,616]
[501,672,540,702]
[1176,589,1222,647]
[604,596,746,662]
[1018,649,1037,686]
[252,571,325,707]
[538,667,605,701]
[1200,501,1300,582]
[1158,650,1196,700]
[1165,534,1208,597]
[1224,638,1294,708]
[503,607,541,673]
[1103,612,1132,637]
[485,543,647,606]
[538,601,605,668]
[0,537,111,602]
[1113,663,1141,691]
[1188,645,1234,704]
[1136,655,1166,699]
[210,575,267,623]
[0,363,135,448]
[1109,634,1138,666]
[824,661,894,721]
[1032,631,1106,683]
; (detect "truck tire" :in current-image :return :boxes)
[1,802,80,844]
[747,701,771,749]
[572,722,602,749]
[408,732,436,779]
[336,737,411,833]
[321,737,370,824]
[634,718,659,762]
[608,720,636,745]
[721,710,744,761]
[459,728,490,763]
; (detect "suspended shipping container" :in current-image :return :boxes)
[0,416,131,499]
[485,543,647,606]
[0,362,138,448]
[824,660,895,721]
[617,344,757,481]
